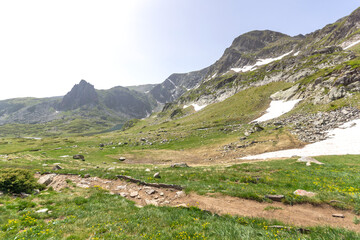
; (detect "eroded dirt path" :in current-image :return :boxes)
[37,174,360,233]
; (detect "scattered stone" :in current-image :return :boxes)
[108,167,115,170]
[84,174,90,178]
[145,199,159,206]
[99,143,105,147]
[33,189,40,195]
[293,189,316,197]
[76,183,90,188]
[176,191,185,198]
[73,155,85,161]
[171,163,190,168]
[153,172,161,178]
[306,162,311,166]
[116,185,127,190]
[145,168,151,172]
[119,157,126,161]
[38,174,56,186]
[330,200,344,204]
[80,169,85,171]
[42,164,48,167]
[159,192,164,196]
[118,192,128,197]
[265,195,285,202]
[129,191,139,198]
[20,192,30,198]
[332,214,345,218]
[53,165,63,170]
[36,208,49,213]
[145,189,156,195]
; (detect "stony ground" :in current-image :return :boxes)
[37,173,360,233]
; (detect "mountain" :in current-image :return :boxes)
[2,7,360,137]
[150,8,360,105]
[0,80,158,136]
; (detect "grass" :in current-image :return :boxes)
[1,136,360,213]
[0,185,359,239]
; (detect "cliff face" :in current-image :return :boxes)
[59,80,99,111]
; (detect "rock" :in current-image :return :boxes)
[145,168,151,172]
[145,189,156,195]
[153,172,161,178]
[73,154,85,161]
[54,147,62,150]
[129,191,139,198]
[76,183,90,188]
[265,195,285,202]
[20,192,30,198]
[332,214,345,218]
[116,185,127,190]
[33,189,40,195]
[145,199,159,206]
[171,163,190,168]
[293,189,316,197]
[118,192,128,197]
[306,162,311,166]
[53,165,63,170]
[36,208,49,213]
[84,174,90,178]
[271,84,300,101]
[108,167,115,170]
[38,174,56,186]
[99,143,105,147]
[119,157,126,161]
[176,191,185,198]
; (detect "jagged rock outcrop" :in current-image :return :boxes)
[150,67,210,103]
[59,80,99,111]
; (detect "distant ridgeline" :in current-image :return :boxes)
[1,7,360,136]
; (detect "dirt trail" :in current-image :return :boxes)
[37,174,360,233]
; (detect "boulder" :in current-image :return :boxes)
[73,154,85,161]
[38,174,56,186]
[265,195,284,202]
[293,189,316,197]
[52,165,63,170]
[171,163,190,168]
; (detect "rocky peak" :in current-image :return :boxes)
[59,80,99,111]
[230,30,289,53]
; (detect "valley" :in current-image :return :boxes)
[2,6,360,240]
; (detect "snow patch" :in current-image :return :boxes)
[242,119,360,160]
[231,51,293,73]
[344,39,360,50]
[183,103,208,112]
[253,99,302,122]
[294,51,300,56]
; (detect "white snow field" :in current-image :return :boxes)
[242,119,360,160]
[253,99,302,122]
[231,51,293,73]
[183,103,207,112]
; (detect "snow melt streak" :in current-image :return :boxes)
[231,51,293,73]
[243,119,360,160]
[253,99,302,122]
[344,39,360,50]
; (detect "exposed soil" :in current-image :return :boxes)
[108,133,304,166]
[37,174,360,233]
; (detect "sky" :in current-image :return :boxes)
[0,0,359,100]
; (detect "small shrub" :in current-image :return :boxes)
[0,168,44,194]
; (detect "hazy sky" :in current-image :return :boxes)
[0,0,359,100]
